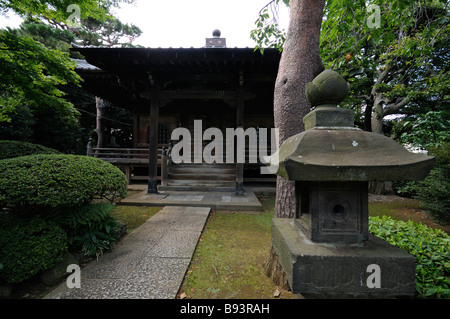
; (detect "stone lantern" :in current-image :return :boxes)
[266,69,435,298]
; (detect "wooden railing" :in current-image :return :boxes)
[86,138,169,183]
[85,138,273,185]
[160,141,173,187]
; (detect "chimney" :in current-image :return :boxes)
[205,29,226,48]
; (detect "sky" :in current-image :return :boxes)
[0,0,290,48]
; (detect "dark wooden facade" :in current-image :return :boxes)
[73,47,281,194]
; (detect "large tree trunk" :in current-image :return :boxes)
[371,94,384,135]
[273,0,325,218]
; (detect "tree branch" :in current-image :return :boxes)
[383,96,408,116]
[371,65,392,96]
[356,94,371,101]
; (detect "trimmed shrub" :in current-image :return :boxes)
[369,216,450,299]
[0,140,60,160]
[0,154,127,210]
[0,213,68,284]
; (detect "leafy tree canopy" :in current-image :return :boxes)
[74,16,143,48]
[320,0,449,136]
[252,0,449,145]
[0,0,138,152]
[0,29,80,122]
[0,0,133,24]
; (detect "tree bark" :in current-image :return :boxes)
[273,0,325,218]
[364,99,373,131]
[371,94,384,135]
[263,246,290,291]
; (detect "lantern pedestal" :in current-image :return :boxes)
[271,218,416,298]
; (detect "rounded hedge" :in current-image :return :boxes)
[0,140,60,160]
[0,214,68,284]
[0,154,127,209]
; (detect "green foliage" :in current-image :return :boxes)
[250,0,288,53]
[75,17,143,48]
[0,140,60,160]
[1,1,139,152]
[9,20,76,53]
[47,204,120,257]
[0,29,81,121]
[392,180,418,198]
[413,143,450,225]
[0,28,85,152]
[252,0,449,133]
[320,0,449,132]
[0,154,127,210]
[0,213,68,284]
[0,103,35,141]
[397,110,450,149]
[1,0,135,25]
[369,216,450,299]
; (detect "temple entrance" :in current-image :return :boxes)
[160,99,237,191]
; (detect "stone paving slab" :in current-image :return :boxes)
[120,189,263,211]
[44,206,210,299]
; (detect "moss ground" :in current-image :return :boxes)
[109,205,161,233]
[178,194,293,299]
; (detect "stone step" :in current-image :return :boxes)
[168,173,235,181]
[158,185,235,192]
[169,166,235,174]
[166,179,234,186]
[169,163,235,172]
[165,162,237,192]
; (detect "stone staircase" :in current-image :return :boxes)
[158,135,237,191]
[159,162,236,192]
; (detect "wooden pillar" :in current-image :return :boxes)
[86,138,93,156]
[161,147,168,186]
[95,96,105,149]
[148,89,159,194]
[236,89,245,195]
[133,113,139,148]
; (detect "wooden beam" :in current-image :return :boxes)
[140,89,255,103]
[236,88,245,195]
[148,88,159,194]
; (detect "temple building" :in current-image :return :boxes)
[73,31,281,194]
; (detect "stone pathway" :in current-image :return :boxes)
[119,185,263,211]
[44,206,210,299]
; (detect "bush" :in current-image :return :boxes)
[392,180,418,198]
[0,154,127,210]
[0,140,60,160]
[413,143,449,225]
[47,204,120,257]
[369,216,450,299]
[0,213,68,284]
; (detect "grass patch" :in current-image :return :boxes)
[369,196,450,234]
[109,205,162,233]
[179,194,293,299]
[369,198,422,219]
